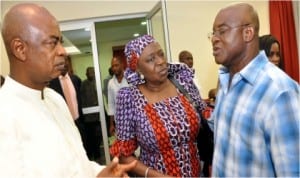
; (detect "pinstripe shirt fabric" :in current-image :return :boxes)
[212,51,300,177]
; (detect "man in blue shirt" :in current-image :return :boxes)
[209,3,299,177]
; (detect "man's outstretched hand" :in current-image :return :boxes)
[97,157,137,178]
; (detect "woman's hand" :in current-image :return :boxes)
[97,157,137,178]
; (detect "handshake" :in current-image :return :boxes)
[97,157,137,178]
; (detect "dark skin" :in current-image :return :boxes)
[109,57,125,135]
[2,3,65,90]
[210,3,259,88]
[2,3,137,177]
[137,42,177,104]
[178,50,194,68]
[119,42,176,177]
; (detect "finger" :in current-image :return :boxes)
[107,157,119,171]
[122,173,129,178]
[119,160,137,172]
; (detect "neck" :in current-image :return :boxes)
[143,79,170,92]
[116,73,124,82]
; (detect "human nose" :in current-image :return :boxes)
[156,55,166,65]
[58,42,66,56]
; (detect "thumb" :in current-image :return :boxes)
[107,157,119,170]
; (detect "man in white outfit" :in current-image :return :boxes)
[107,56,129,136]
[0,3,136,177]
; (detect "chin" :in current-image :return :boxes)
[214,58,222,65]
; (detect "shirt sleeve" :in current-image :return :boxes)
[107,79,114,116]
[110,87,138,157]
[265,88,300,176]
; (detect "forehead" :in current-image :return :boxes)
[270,43,280,50]
[28,14,61,41]
[213,7,241,28]
[141,42,161,56]
[181,53,192,58]
[111,58,122,65]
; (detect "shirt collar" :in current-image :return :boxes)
[219,50,268,86]
[4,76,44,100]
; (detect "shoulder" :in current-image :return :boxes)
[45,87,67,104]
[118,86,136,97]
[108,76,116,86]
[168,63,194,83]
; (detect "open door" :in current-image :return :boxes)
[146,0,172,62]
[59,0,170,165]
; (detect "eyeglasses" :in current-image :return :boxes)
[208,24,251,40]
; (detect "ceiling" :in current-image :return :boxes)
[62,17,148,55]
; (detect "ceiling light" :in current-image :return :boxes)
[64,46,81,55]
[141,21,147,26]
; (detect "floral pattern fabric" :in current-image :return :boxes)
[110,63,206,177]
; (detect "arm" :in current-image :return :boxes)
[107,80,115,135]
[109,115,115,136]
[266,89,299,176]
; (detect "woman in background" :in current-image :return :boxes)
[110,35,206,177]
[259,34,281,67]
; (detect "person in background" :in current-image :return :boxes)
[259,34,281,67]
[179,50,212,176]
[178,50,202,92]
[49,54,88,153]
[178,50,194,68]
[0,3,136,177]
[103,67,114,109]
[110,35,207,177]
[102,67,114,136]
[209,3,299,176]
[107,56,129,136]
[0,75,4,87]
[80,66,102,163]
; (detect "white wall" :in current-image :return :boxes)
[1,0,270,96]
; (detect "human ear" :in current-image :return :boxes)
[243,26,254,42]
[11,38,27,61]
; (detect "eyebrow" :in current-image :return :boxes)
[49,35,63,42]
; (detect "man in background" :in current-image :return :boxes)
[107,56,129,136]
[80,66,102,163]
[49,55,88,152]
[178,50,202,92]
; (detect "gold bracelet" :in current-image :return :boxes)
[145,167,150,178]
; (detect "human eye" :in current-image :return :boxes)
[145,55,155,63]
[44,38,59,49]
[217,28,227,36]
[158,50,164,58]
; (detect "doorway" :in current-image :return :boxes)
[60,0,169,164]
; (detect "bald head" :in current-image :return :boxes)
[1,3,66,90]
[211,3,260,73]
[178,50,193,68]
[2,3,57,57]
[218,3,259,35]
